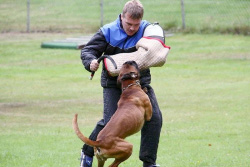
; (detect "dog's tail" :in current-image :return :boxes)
[73,114,101,147]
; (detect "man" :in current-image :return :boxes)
[80,0,162,166]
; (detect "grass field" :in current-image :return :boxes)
[0,0,249,34]
[0,33,249,167]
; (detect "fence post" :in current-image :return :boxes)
[180,0,186,29]
[100,0,104,27]
[26,0,30,33]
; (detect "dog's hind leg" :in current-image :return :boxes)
[97,160,105,167]
[109,140,133,167]
[95,147,107,167]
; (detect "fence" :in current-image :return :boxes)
[0,0,249,35]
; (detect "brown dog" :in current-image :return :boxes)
[73,61,152,167]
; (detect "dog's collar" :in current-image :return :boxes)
[122,80,141,92]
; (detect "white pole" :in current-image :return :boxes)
[100,0,104,27]
[27,0,30,32]
[181,0,185,29]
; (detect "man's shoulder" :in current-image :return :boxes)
[141,20,150,26]
[100,19,149,39]
[100,17,122,43]
[102,20,119,30]
[101,16,149,33]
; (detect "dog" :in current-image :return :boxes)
[73,61,152,167]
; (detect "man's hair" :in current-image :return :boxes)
[122,0,144,19]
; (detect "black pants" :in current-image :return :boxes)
[82,85,162,164]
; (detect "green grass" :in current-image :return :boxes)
[0,33,249,166]
[0,0,249,34]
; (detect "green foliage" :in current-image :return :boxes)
[0,33,249,166]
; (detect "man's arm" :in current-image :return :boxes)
[80,29,108,72]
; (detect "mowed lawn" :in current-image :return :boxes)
[0,33,249,167]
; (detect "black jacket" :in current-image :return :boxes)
[81,15,151,88]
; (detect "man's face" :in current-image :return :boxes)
[121,13,141,36]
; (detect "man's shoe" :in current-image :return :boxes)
[143,162,160,167]
[80,150,93,167]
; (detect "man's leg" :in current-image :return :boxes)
[139,85,163,166]
[80,87,121,166]
[82,120,105,157]
[103,87,121,124]
[81,119,104,167]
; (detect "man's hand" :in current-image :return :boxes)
[90,59,99,72]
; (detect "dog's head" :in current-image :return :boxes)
[117,61,140,86]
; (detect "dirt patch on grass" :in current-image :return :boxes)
[190,53,250,60]
[0,98,102,112]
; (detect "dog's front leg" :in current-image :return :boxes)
[144,100,153,121]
